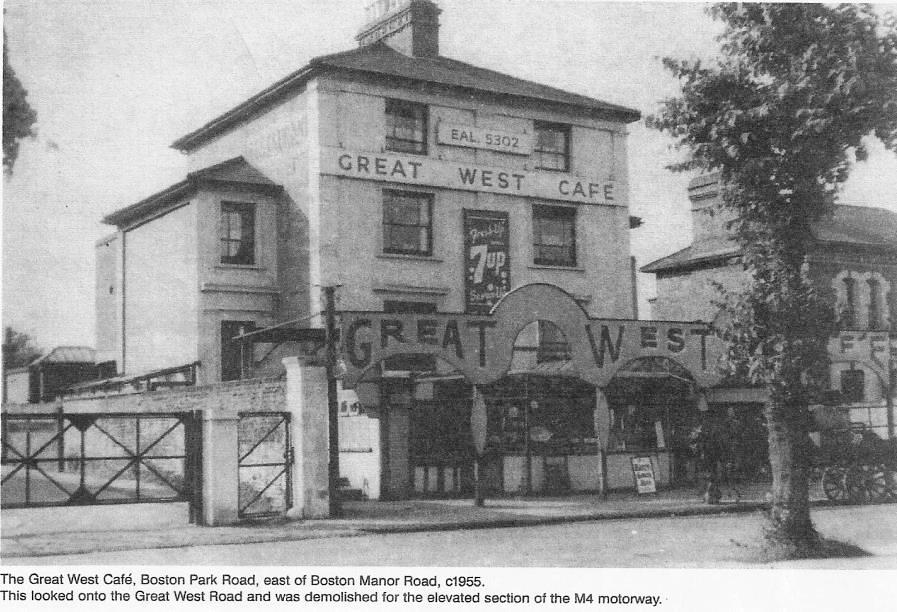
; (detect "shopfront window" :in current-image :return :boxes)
[483,377,596,455]
[383,190,433,255]
[385,98,428,154]
[533,121,570,172]
[533,204,576,267]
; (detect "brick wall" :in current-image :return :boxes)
[3,376,286,416]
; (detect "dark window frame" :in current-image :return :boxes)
[533,121,571,172]
[221,320,255,382]
[867,278,881,330]
[385,98,428,155]
[382,189,434,256]
[840,369,865,403]
[220,201,256,265]
[533,204,577,267]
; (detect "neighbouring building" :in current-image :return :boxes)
[91,0,731,500]
[3,346,97,404]
[642,173,896,448]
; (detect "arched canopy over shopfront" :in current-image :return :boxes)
[339,283,724,390]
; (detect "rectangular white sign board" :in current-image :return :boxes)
[437,122,533,155]
[322,147,620,206]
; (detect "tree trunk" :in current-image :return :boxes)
[764,397,819,556]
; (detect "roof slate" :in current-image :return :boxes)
[173,42,640,151]
[641,204,897,274]
[102,157,281,227]
[31,346,96,366]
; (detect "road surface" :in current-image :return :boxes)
[8,503,896,568]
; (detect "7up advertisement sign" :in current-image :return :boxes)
[464,209,510,314]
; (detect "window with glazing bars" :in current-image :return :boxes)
[533,204,576,267]
[534,121,570,172]
[220,202,255,265]
[385,99,428,154]
[383,190,433,256]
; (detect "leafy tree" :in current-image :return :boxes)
[2,326,43,369]
[650,4,897,558]
[3,28,37,175]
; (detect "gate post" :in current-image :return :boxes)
[283,356,331,519]
[199,407,240,526]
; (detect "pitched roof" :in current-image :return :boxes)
[812,205,897,248]
[31,346,96,366]
[172,42,641,151]
[641,205,897,274]
[102,157,281,227]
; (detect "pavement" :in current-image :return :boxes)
[0,481,862,561]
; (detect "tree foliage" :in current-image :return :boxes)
[2,326,43,370]
[650,4,897,557]
[3,28,37,175]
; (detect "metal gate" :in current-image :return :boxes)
[238,412,292,518]
[1,412,200,516]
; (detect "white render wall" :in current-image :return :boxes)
[315,76,635,317]
[182,73,636,320]
[123,203,199,374]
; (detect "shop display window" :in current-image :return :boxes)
[609,404,660,451]
[485,385,596,455]
[385,98,428,155]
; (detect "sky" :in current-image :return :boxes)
[3,0,897,351]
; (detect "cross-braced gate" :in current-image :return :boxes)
[1,412,200,517]
[238,412,292,518]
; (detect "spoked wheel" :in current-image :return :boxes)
[845,464,888,504]
[821,466,848,502]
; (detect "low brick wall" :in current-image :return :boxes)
[2,376,286,416]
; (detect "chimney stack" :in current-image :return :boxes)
[357,0,441,58]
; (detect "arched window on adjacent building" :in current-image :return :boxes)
[841,277,857,329]
[867,278,882,330]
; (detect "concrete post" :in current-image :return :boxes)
[283,356,331,519]
[200,407,240,526]
[594,388,611,497]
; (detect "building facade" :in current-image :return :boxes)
[95,1,726,500]
[643,174,896,445]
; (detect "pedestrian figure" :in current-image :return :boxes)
[689,422,724,504]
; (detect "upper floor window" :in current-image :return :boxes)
[383,190,433,256]
[534,121,570,172]
[385,99,428,155]
[533,204,576,267]
[840,277,857,329]
[220,202,255,265]
[868,278,882,330]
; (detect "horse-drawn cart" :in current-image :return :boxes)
[812,421,897,504]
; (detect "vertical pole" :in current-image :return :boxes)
[473,457,484,506]
[524,400,532,495]
[886,369,894,440]
[56,403,65,472]
[325,286,341,517]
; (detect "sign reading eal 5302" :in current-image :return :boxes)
[437,123,533,155]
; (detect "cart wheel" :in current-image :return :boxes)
[867,465,889,502]
[821,466,848,501]
[845,464,886,504]
[886,466,897,500]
